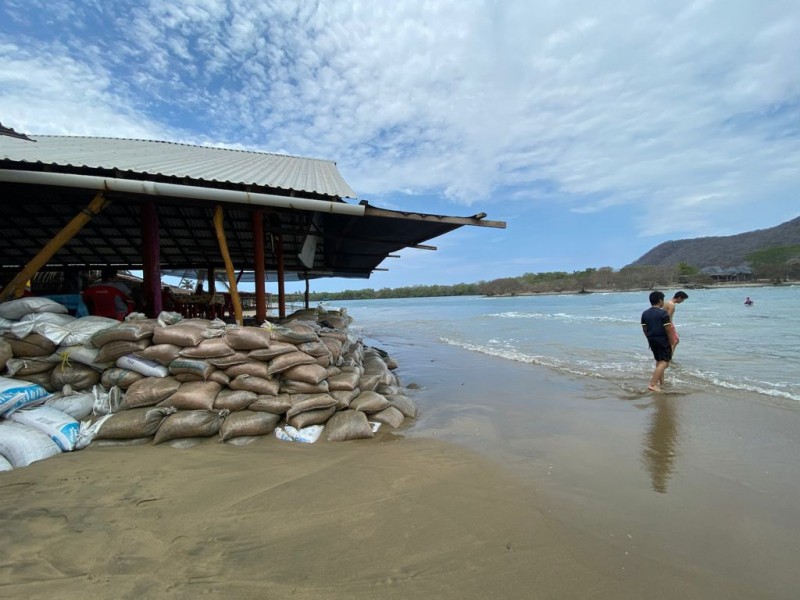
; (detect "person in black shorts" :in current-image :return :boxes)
[641,290,677,392]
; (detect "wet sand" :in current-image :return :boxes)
[2,335,799,599]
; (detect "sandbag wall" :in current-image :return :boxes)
[0,297,417,471]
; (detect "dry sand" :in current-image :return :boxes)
[2,333,799,599]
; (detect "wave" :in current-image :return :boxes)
[486,311,634,324]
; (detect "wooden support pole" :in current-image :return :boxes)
[251,209,267,323]
[141,201,162,317]
[275,232,286,319]
[0,191,110,302]
[304,274,310,309]
[213,205,243,325]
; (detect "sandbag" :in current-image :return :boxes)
[52,345,110,370]
[4,333,57,358]
[330,388,360,410]
[213,389,257,411]
[90,320,156,347]
[135,343,182,366]
[172,369,230,386]
[247,394,292,414]
[0,375,51,415]
[247,341,297,361]
[15,371,57,393]
[350,391,391,414]
[327,370,361,391]
[93,406,176,440]
[0,454,12,471]
[152,409,228,445]
[0,339,12,371]
[101,367,145,390]
[280,379,329,395]
[281,363,329,385]
[59,316,120,347]
[0,297,68,320]
[159,381,222,410]
[224,360,272,379]
[296,340,331,358]
[0,421,61,467]
[152,324,207,347]
[121,376,181,409]
[50,364,102,391]
[229,374,280,396]
[207,352,250,368]
[168,358,215,380]
[370,405,405,429]
[386,394,418,419]
[219,411,279,441]
[286,393,337,419]
[286,405,335,429]
[266,323,319,344]
[326,409,374,442]
[320,336,343,362]
[9,312,75,343]
[223,326,272,350]
[179,337,235,358]
[116,354,170,377]
[5,357,54,376]
[95,339,151,364]
[44,392,95,420]
[8,405,80,451]
[267,351,316,375]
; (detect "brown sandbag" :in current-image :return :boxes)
[135,343,182,366]
[4,333,56,358]
[286,405,335,429]
[286,393,337,419]
[50,364,101,390]
[179,338,235,358]
[152,409,228,445]
[281,363,329,385]
[267,351,316,375]
[296,340,331,358]
[223,326,272,350]
[169,358,215,380]
[219,411,279,441]
[330,388,360,410]
[152,324,206,347]
[15,370,57,392]
[101,367,145,390]
[280,379,329,395]
[314,355,331,368]
[93,406,176,439]
[10,357,54,376]
[172,369,230,386]
[327,370,361,392]
[0,339,12,371]
[247,394,292,414]
[90,320,156,347]
[229,374,280,396]
[268,324,319,344]
[95,339,151,364]
[370,405,405,428]
[159,381,222,410]
[247,341,297,361]
[207,352,250,368]
[326,409,374,442]
[225,360,272,379]
[385,394,417,418]
[213,389,257,411]
[121,376,181,409]
[350,390,391,414]
[320,336,343,361]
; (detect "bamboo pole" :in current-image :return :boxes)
[213,205,243,325]
[0,191,110,302]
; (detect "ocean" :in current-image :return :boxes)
[332,284,800,404]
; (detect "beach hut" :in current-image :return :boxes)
[0,135,504,321]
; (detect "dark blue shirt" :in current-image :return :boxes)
[641,306,671,341]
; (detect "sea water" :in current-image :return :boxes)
[332,285,800,404]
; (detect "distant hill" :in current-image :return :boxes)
[627,216,800,268]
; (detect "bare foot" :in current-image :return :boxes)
[648,384,662,392]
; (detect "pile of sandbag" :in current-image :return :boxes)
[0,297,418,470]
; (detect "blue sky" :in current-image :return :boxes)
[1,0,799,293]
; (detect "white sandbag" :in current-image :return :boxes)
[60,316,120,347]
[9,312,75,343]
[51,345,111,371]
[44,392,95,420]
[274,424,324,443]
[8,405,80,451]
[0,454,12,471]
[0,421,62,467]
[0,297,68,320]
[0,375,50,415]
[0,316,15,335]
[116,354,170,377]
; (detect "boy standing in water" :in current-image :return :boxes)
[663,290,688,354]
[641,291,677,392]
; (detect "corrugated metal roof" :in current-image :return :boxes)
[0,135,356,198]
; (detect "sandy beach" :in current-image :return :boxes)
[2,332,799,599]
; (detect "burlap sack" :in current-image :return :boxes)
[327,370,361,392]
[93,406,176,439]
[207,352,250,368]
[385,394,417,418]
[267,351,316,375]
[152,409,228,445]
[213,389,257,411]
[159,381,222,410]
[296,340,330,358]
[320,337,343,362]
[224,360,272,379]
[370,405,405,428]
[286,393,337,419]
[350,391,390,414]
[121,376,181,409]
[4,333,56,358]
[280,379,329,395]
[152,324,206,347]
[330,388,360,410]
[0,339,12,371]
[247,341,297,362]
[50,364,101,390]
[95,339,151,364]
[90,320,156,347]
[101,367,145,390]
[326,410,374,442]
[268,323,319,344]
[15,371,57,393]
[223,326,272,350]
[179,338,235,359]
[286,405,335,429]
[219,411,279,441]
[168,358,215,380]
[136,344,182,366]
[247,394,292,414]
[172,369,230,386]
[229,374,280,396]
[280,363,328,385]
[9,357,54,376]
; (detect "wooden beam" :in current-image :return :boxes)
[213,205,243,325]
[141,202,162,317]
[0,191,110,302]
[252,209,267,323]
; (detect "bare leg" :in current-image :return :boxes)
[649,360,669,391]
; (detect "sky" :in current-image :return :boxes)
[1,0,799,293]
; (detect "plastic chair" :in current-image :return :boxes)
[82,286,135,320]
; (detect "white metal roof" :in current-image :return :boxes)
[0,134,356,198]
